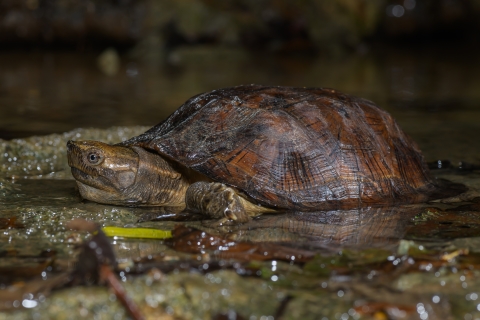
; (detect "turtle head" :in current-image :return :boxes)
[67,140,185,206]
[67,140,141,205]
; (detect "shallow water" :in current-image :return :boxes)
[1,47,480,319]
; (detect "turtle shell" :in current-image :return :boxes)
[123,85,434,210]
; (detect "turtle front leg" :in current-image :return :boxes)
[185,182,250,223]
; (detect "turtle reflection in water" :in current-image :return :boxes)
[66,85,464,224]
[175,206,425,250]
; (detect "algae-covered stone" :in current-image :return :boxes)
[0,270,285,320]
[0,127,147,179]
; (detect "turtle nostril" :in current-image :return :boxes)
[66,140,75,152]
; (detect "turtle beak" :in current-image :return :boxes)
[66,140,82,168]
[66,140,75,156]
[66,140,77,166]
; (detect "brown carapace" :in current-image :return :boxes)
[68,85,437,222]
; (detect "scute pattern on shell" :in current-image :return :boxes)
[123,85,435,210]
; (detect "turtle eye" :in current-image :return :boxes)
[87,152,103,165]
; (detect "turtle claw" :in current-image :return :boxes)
[186,182,250,223]
[204,183,249,222]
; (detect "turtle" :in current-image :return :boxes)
[66,85,443,223]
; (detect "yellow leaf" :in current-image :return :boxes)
[102,226,172,239]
